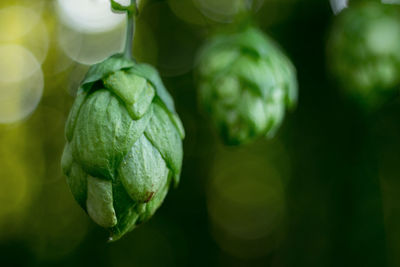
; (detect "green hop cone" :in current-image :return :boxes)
[61,54,185,241]
[328,1,400,108]
[196,27,298,145]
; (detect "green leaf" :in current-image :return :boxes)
[128,63,176,114]
[231,55,277,99]
[103,70,155,119]
[237,28,277,58]
[198,49,240,79]
[118,135,169,203]
[170,113,185,139]
[109,206,139,242]
[65,87,88,142]
[62,143,88,210]
[137,176,170,224]
[264,87,285,138]
[86,176,117,228]
[131,83,155,120]
[104,70,147,104]
[67,162,88,211]
[61,143,73,176]
[238,90,269,136]
[72,89,151,180]
[144,101,183,185]
[81,54,135,87]
[198,27,273,62]
[281,57,298,108]
[264,51,298,108]
[110,179,139,242]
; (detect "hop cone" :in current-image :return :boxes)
[196,27,298,145]
[61,54,185,241]
[328,1,400,107]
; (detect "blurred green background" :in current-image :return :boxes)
[0,0,399,266]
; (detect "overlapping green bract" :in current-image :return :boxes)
[61,54,184,241]
[196,27,298,145]
[328,2,400,107]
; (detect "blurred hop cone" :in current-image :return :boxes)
[196,26,298,145]
[328,1,400,108]
[61,54,185,241]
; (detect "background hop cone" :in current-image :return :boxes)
[196,27,298,145]
[328,1,400,108]
[61,54,185,241]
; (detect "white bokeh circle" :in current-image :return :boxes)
[58,23,126,65]
[56,0,129,33]
[0,45,44,124]
[56,0,128,65]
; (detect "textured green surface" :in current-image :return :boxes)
[196,27,298,145]
[61,54,184,241]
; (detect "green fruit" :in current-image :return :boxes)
[61,54,184,241]
[196,27,298,145]
[328,1,400,108]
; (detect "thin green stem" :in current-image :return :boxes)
[124,3,135,60]
[110,0,137,60]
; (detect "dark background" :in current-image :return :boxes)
[0,0,399,266]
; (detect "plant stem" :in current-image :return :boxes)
[110,0,138,60]
[124,4,135,60]
[109,0,137,60]
[124,0,137,60]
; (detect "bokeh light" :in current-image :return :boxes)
[191,0,265,23]
[168,0,268,25]
[57,23,126,65]
[56,0,129,33]
[141,1,199,76]
[0,45,44,124]
[0,6,42,41]
[40,7,74,76]
[0,123,44,238]
[0,5,49,64]
[56,0,128,65]
[330,0,348,15]
[193,0,246,23]
[0,4,49,124]
[167,0,208,26]
[207,141,290,259]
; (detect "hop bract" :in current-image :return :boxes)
[328,2,400,107]
[61,54,185,241]
[196,27,298,145]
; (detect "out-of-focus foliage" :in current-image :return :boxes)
[328,1,400,108]
[196,26,297,145]
[0,0,399,266]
